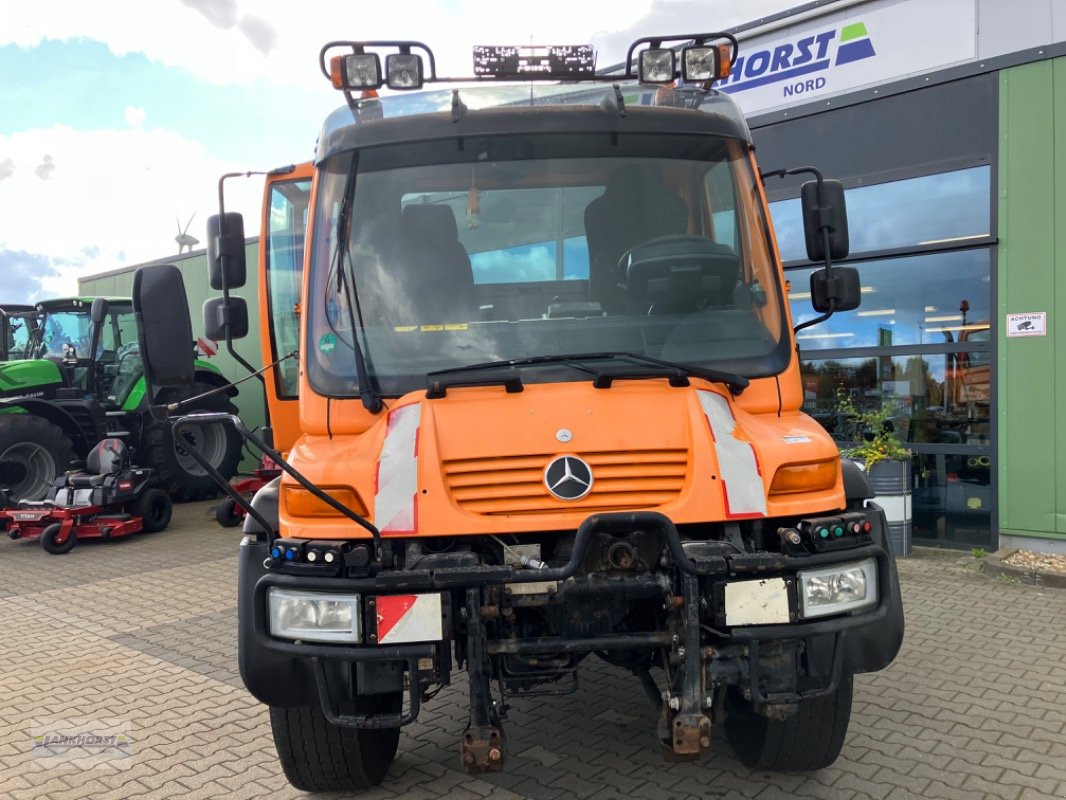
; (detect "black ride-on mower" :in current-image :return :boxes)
[0,437,172,554]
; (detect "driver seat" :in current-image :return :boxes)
[584,165,689,314]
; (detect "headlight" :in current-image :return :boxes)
[268,588,362,643]
[797,558,878,619]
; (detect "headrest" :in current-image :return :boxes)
[87,438,128,475]
[403,204,459,243]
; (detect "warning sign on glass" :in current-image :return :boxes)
[1006,312,1046,337]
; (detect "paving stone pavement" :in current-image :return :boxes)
[1,501,1064,800]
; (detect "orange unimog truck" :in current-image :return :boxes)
[133,33,903,793]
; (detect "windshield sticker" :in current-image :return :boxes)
[393,324,470,333]
[318,333,337,354]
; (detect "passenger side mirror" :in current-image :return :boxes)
[801,179,849,263]
[203,296,249,341]
[132,264,195,390]
[810,266,861,313]
[207,212,247,290]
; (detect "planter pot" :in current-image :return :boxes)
[864,459,912,558]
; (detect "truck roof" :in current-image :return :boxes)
[35,296,131,312]
[316,83,752,164]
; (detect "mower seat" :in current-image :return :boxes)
[54,438,128,506]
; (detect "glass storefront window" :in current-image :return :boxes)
[788,250,991,349]
[800,356,990,447]
[771,165,991,262]
[913,452,993,548]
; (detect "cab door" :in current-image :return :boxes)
[259,163,312,453]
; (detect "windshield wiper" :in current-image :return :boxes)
[426,352,748,395]
[331,157,382,413]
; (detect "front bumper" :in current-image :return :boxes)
[238,508,904,715]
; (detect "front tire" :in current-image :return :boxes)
[140,382,242,501]
[270,701,400,792]
[214,496,243,528]
[40,522,76,555]
[0,415,75,502]
[725,673,854,771]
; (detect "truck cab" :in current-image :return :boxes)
[137,34,903,793]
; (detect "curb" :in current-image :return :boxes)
[979,548,1066,589]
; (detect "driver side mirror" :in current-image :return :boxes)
[810,266,862,313]
[207,212,247,290]
[203,296,249,341]
[90,297,109,324]
[132,264,195,390]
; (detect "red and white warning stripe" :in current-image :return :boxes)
[374,404,421,536]
[698,390,767,519]
[375,593,443,644]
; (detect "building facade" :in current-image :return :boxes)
[80,0,1066,552]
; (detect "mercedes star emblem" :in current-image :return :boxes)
[543,455,594,501]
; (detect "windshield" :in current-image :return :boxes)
[307,133,788,397]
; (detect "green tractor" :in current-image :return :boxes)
[0,296,243,502]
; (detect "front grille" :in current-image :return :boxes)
[443,449,688,515]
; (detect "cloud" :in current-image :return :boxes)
[0,158,14,181]
[0,125,262,294]
[237,14,277,55]
[179,0,239,29]
[33,154,55,180]
[0,249,61,303]
[124,106,147,128]
[179,0,277,56]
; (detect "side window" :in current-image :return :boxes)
[267,178,312,398]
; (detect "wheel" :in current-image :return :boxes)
[129,487,173,533]
[139,382,243,501]
[214,496,243,528]
[269,699,400,792]
[724,673,854,771]
[0,415,76,502]
[40,522,76,555]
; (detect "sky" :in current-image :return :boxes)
[0,0,797,303]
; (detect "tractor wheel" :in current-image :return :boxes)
[140,382,243,502]
[214,496,243,528]
[130,487,173,533]
[0,415,76,502]
[724,672,854,771]
[270,697,401,792]
[40,522,76,555]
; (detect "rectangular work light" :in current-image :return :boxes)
[386,53,423,89]
[639,48,676,83]
[330,52,382,90]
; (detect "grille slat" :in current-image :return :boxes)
[443,449,688,516]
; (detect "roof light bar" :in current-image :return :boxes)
[473,44,595,79]
[321,40,436,92]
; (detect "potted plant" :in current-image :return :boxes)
[835,387,913,557]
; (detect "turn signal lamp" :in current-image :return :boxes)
[284,486,368,518]
[769,459,838,496]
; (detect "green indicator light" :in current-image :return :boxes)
[818,527,830,539]
[833,526,844,538]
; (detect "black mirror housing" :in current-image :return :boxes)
[810,266,862,313]
[801,179,849,263]
[207,212,247,290]
[204,296,249,341]
[132,264,195,389]
[89,297,109,324]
